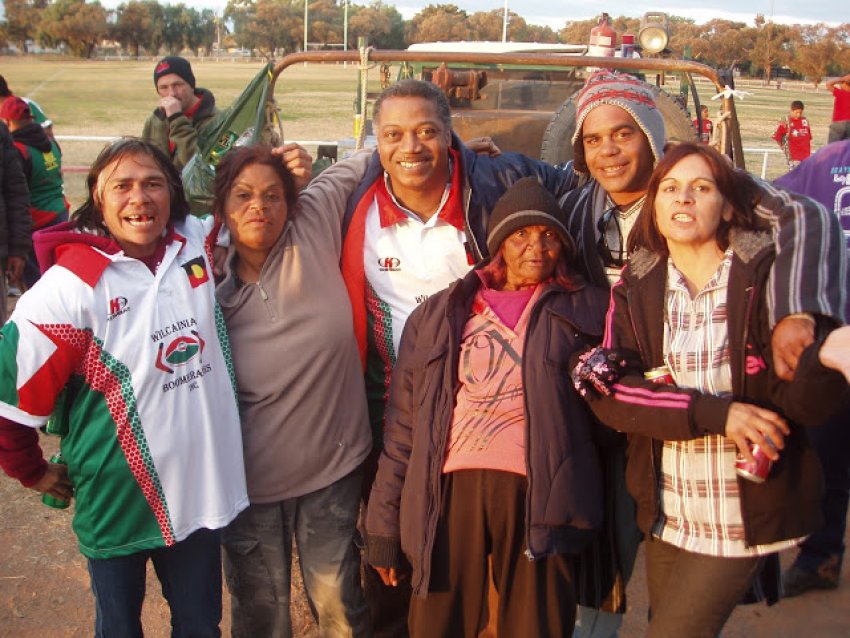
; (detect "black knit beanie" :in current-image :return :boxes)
[154,56,196,89]
[486,177,574,257]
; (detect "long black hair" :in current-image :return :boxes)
[73,137,189,234]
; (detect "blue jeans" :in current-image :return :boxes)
[793,404,850,576]
[87,527,223,638]
[222,467,370,638]
[573,606,623,638]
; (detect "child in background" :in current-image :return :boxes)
[773,100,813,169]
[693,105,713,143]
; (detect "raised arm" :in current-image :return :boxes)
[750,178,847,379]
[272,142,313,191]
[295,151,372,256]
[826,73,850,91]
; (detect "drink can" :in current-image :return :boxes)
[41,453,71,510]
[735,443,773,483]
[644,365,675,385]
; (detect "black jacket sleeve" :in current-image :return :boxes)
[1,124,32,258]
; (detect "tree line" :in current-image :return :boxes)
[2,1,849,84]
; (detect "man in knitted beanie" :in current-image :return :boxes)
[142,56,219,171]
[561,69,848,638]
[563,69,664,287]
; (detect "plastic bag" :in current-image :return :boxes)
[182,63,282,215]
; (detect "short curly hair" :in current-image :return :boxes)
[211,144,297,223]
[372,79,452,131]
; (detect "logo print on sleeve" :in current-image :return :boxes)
[181,256,210,288]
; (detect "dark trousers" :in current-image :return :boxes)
[645,538,761,638]
[361,447,411,638]
[793,404,850,577]
[223,468,370,638]
[408,470,577,638]
[87,527,222,638]
[828,120,850,144]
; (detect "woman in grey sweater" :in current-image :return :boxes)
[214,144,373,638]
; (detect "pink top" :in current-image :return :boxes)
[442,281,542,476]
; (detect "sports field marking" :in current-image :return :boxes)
[26,70,64,99]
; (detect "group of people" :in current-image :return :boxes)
[688,73,849,175]
[0,58,849,638]
[0,74,68,305]
[769,71,850,172]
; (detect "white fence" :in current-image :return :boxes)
[743,147,786,179]
[57,135,790,180]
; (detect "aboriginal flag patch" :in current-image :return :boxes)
[182,256,210,288]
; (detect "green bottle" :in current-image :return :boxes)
[41,389,73,509]
[41,389,70,437]
[209,131,238,166]
[41,453,70,509]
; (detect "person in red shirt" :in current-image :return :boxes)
[772,100,813,169]
[826,73,850,144]
[692,105,713,144]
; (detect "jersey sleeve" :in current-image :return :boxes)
[0,271,86,427]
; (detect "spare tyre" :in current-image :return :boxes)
[540,85,697,166]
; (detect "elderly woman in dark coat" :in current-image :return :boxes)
[365,177,612,637]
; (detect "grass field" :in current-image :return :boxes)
[0,57,838,207]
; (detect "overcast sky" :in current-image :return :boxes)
[91,1,846,30]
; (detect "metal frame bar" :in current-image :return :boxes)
[270,50,745,168]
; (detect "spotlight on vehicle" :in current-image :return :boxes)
[638,12,669,55]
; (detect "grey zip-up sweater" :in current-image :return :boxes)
[215,154,373,502]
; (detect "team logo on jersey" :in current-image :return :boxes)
[43,150,59,171]
[377,256,401,272]
[107,296,129,321]
[181,256,210,288]
[155,330,205,374]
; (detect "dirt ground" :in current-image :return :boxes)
[0,431,319,638]
[2,304,849,638]
[3,440,849,637]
